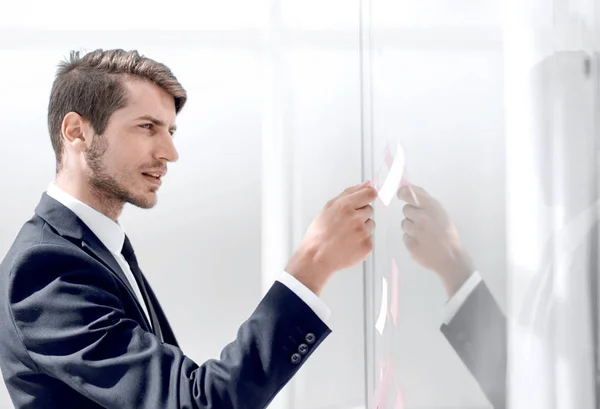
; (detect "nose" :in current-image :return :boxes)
[156,133,179,163]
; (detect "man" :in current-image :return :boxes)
[397,185,506,409]
[0,49,377,409]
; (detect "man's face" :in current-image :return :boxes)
[85,79,179,209]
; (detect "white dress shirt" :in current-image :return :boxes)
[278,271,331,322]
[46,183,332,327]
[47,183,154,327]
[442,271,482,325]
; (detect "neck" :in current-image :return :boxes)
[55,172,124,222]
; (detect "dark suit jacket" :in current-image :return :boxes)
[0,193,330,409]
[441,282,507,409]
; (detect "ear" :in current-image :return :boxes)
[61,112,92,153]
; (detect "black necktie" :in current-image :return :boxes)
[121,236,164,342]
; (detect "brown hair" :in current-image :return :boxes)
[47,49,187,172]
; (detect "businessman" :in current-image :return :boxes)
[0,49,377,409]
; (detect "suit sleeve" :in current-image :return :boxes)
[7,244,330,409]
[440,281,507,409]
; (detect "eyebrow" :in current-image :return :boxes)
[135,115,177,133]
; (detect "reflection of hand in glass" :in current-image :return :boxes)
[397,185,475,297]
[398,185,506,409]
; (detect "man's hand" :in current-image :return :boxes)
[286,181,377,296]
[397,185,475,297]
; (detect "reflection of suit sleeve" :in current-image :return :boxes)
[441,281,507,409]
[7,244,330,409]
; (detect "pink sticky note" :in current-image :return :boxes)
[390,259,399,326]
[372,359,394,409]
[373,175,383,193]
[379,360,385,381]
[371,175,379,191]
[394,388,405,409]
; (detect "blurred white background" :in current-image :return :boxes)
[0,0,599,409]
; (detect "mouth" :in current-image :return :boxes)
[142,172,163,186]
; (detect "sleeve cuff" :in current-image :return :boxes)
[442,271,482,325]
[277,271,331,323]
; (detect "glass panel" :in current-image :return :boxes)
[363,0,600,407]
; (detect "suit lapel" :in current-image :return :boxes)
[80,237,135,295]
[141,275,179,347]
[34,193,153,333]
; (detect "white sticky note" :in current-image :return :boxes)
[390,258,399,326]
[378,142,405,206]
[375,277,388,335]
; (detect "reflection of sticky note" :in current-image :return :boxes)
[378,143,406,206]
[372,358,394,409]
[375,277,388,335]
[390,259,399,326]
[394,388,405,409]
[379,360,385,380]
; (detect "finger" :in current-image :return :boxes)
[327,182,371,207]
[346,186,378,209]
[403,233,418,249]
[401,218,415,236]
[365,218,375,235]
[402,204,420,222]
[407,186,420,207]
[398,183,431,205]
[339,181,371,198]
[356,204,374,221]
[411,185,430,197]
[397,185,420,206]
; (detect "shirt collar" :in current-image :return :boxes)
[46,182,125,255]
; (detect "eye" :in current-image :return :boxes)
[140,123,154,131]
